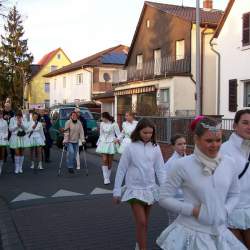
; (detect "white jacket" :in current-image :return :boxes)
[220,133,250,209]
[0,118,8,140]
[113,141,165,197]
[9,117,29,134]
[27,120,45,141]
[97,121,120,143]
[118,120,138,141]
[159,154,239,235]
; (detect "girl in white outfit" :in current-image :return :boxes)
[220,109,250,248]
[28,112,45,170]
[164,134,186,173]
[113,118,165,250]
[0,109,8,175]
[117,111,138,154]
[96,112,120,184]
[9,110,29,174]
[157,116,246,250]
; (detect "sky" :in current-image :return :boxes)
[5,0,229,63]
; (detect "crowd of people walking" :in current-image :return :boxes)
[1,96,250,250]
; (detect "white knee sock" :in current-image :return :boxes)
[0,160,3,175]
[19,156,24,173]
[14,156,20,174]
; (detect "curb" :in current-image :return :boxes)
[0,197,24,250]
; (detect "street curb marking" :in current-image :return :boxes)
[11,192,45,203]
[90,187,113,195]
[51,189,84,198]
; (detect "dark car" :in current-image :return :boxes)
[50,106,99,147]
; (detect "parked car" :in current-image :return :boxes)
[91,112,101,130]
[50,106,99,148]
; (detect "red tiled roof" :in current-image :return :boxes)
[44,45,129,78]
[38,48,61,65]
[145,1,223,25]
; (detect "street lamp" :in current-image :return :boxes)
[196,0,201,115]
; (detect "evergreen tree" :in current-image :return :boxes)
[0,5,33,109]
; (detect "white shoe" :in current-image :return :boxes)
[102,166,110,185]
[38,162,44,170]
[19,168,23,174]
[30,161,34,169]
[135,243,139,250]
[76,165,80,170]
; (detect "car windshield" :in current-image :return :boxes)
[59,108,93,120]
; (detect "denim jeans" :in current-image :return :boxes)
[66,143,79,169]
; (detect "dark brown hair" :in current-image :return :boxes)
[131,118,157,145]
[16,110,23,117]
[170,134,185,146]
[234,109,250,124]
[194,117,221,137]
[101,112,114,123]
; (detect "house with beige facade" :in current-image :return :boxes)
[113,0,223,119]
[44,45,128,115]
[212,0,250,119]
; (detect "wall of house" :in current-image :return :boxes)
[191,24,217,115]
[215,0,250,119]
[127,5,192,66]
[49,68,92,106]
[28,50,71,106]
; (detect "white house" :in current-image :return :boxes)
[212,0,250,118]
[44,45,128,111]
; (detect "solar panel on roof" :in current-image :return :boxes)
[101,53,127,65]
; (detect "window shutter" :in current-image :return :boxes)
[243,13,250,46]
[229,79,237,112]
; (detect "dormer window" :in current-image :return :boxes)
[176,40,185,60]
[146,19,150,28]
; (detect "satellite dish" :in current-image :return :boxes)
[103,72,111,82]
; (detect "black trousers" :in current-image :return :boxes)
[43,145,50,162]
[4,147,15,163]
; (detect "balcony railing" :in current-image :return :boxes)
[113,55,191,84]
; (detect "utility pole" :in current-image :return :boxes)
[196,0,201,115]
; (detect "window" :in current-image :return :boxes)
[229,79,237,112]
[44,82,50,93]
[44,99,50,108]
[57,53,61,60]
[76,73,83,84]
[54,79,57,90]
[154,49,161,75]
[63,77,66,88]
[243,12,250,46]
[146,19,150,28]
[244,81,250,107]
[157,89,169,103]
[176,40,185,60]
[136,54,143,70]
[63,99,67,104]
[54,100,57,104]
[51,65,57,72]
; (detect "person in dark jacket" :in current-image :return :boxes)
[39,109,53,162]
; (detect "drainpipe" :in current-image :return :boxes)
[209,38,221,115]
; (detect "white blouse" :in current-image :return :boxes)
[0,118,8,140]
[220,133,250,209]
[98,121,120,143]
[164,151,183,172]
[159,154,239,235]
[9,117,29,135]
[119,120,138,141]
[113,141,165,197]
[27,120,45,141]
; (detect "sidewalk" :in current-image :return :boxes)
[0,198,24,250]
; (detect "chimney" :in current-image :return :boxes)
[203,0,213,10]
